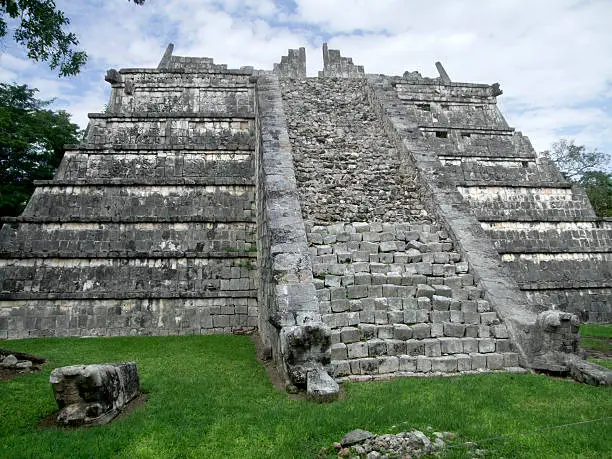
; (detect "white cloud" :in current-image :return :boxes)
[2,0,609,156]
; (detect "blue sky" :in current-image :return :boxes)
[1,0,611,163]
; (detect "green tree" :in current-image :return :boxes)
[543,139,611,217]
[0,0,145,76]
[0,82,81,216]
[578,171,611,218]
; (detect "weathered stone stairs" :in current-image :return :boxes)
[369,71,612,323]
[0,47,259,338]
[307,222,521,380]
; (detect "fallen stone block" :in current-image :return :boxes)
[307,366,339,402]
[50,362,140,426]
[567,356,612,386]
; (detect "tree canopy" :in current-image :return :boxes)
[0,0,145,76]
[0,82,81,216]
[543,139,611,217]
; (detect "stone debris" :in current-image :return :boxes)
[331,429,460,458]
[50,362,140,426]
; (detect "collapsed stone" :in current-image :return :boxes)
[49,362,140,426]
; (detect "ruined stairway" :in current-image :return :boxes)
[369,72,612,323]
[0,49,259,338]
[308,222,521,379]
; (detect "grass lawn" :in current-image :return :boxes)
[579,323,612,370]
[1,335,611,458]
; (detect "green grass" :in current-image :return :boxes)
[579,323,612,338]
[1,335,611,458]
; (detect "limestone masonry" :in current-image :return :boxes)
[1,44,610,392]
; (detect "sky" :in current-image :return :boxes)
[1,0,611,163]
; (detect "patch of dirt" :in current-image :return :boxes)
[38,393,148,429]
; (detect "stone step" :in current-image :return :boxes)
[0,297,258,339]
[84,116,254,149]
[321,302,499,328]
[502,252,612,289]
[330,352,522,377]
[483,223,612,253]
[33,178,254,186]
[56,151,254,181]
[332,334,512,359]
[21,185,255,222]
[0,222,256,257]
[457,185,596,221]
[331,322,508,343]
[0,257,256,298]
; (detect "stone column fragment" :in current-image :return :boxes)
[50,362,140,425]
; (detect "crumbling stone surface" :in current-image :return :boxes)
[280,78,424,224]
[332,429,458,458]
[50,362,140,426]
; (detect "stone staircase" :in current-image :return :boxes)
[380,75,612,322]
[0,50,259,338]
[307,222,521,380]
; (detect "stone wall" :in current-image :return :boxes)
[0,53,259,339]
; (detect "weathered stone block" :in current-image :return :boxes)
[50,362,139,425]
[378,356,399,373]
[431,356,457,372]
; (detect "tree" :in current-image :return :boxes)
[544,139,608,182]
[0,0,145,76]
[578,171,611,218]
[0,82,81,216]
[543,139,611,217]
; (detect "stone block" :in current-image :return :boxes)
[431,311,450,323]
[368,339,387,356]
[399,355,417,372]
[496,339,513,352]
[430,323,444,337]
[340,327,360,343]
[480,312,499,325]
[405,340,425,356]
[378,356,399,373]
[462,337,479,353]
[347,285,368,299]
[457,354,471,371]
[393,324,412,340]
[347,342,368,359]
[479,338,496,353]
[443,322,466,338]
[439,337,463,354]
[330,360,351,377]
[416,284,435,298]
[492,324,509,338]
[423,339,441,357]
[432,295,451,311]
[471,354,487,369]
[359,323,377,340]
[416,356,432,373]
[377,325,394,339]
[331,299,350,313]
[331,343,348,360]
[411,323,431,339]
[486,353,505,370]
[386,339,407,355]
[503,352,520,367]
[360,358,379,374]
[449,310,464,323]
[307,367,339,402]
[431,356,458,372]
[50,362,140,426]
